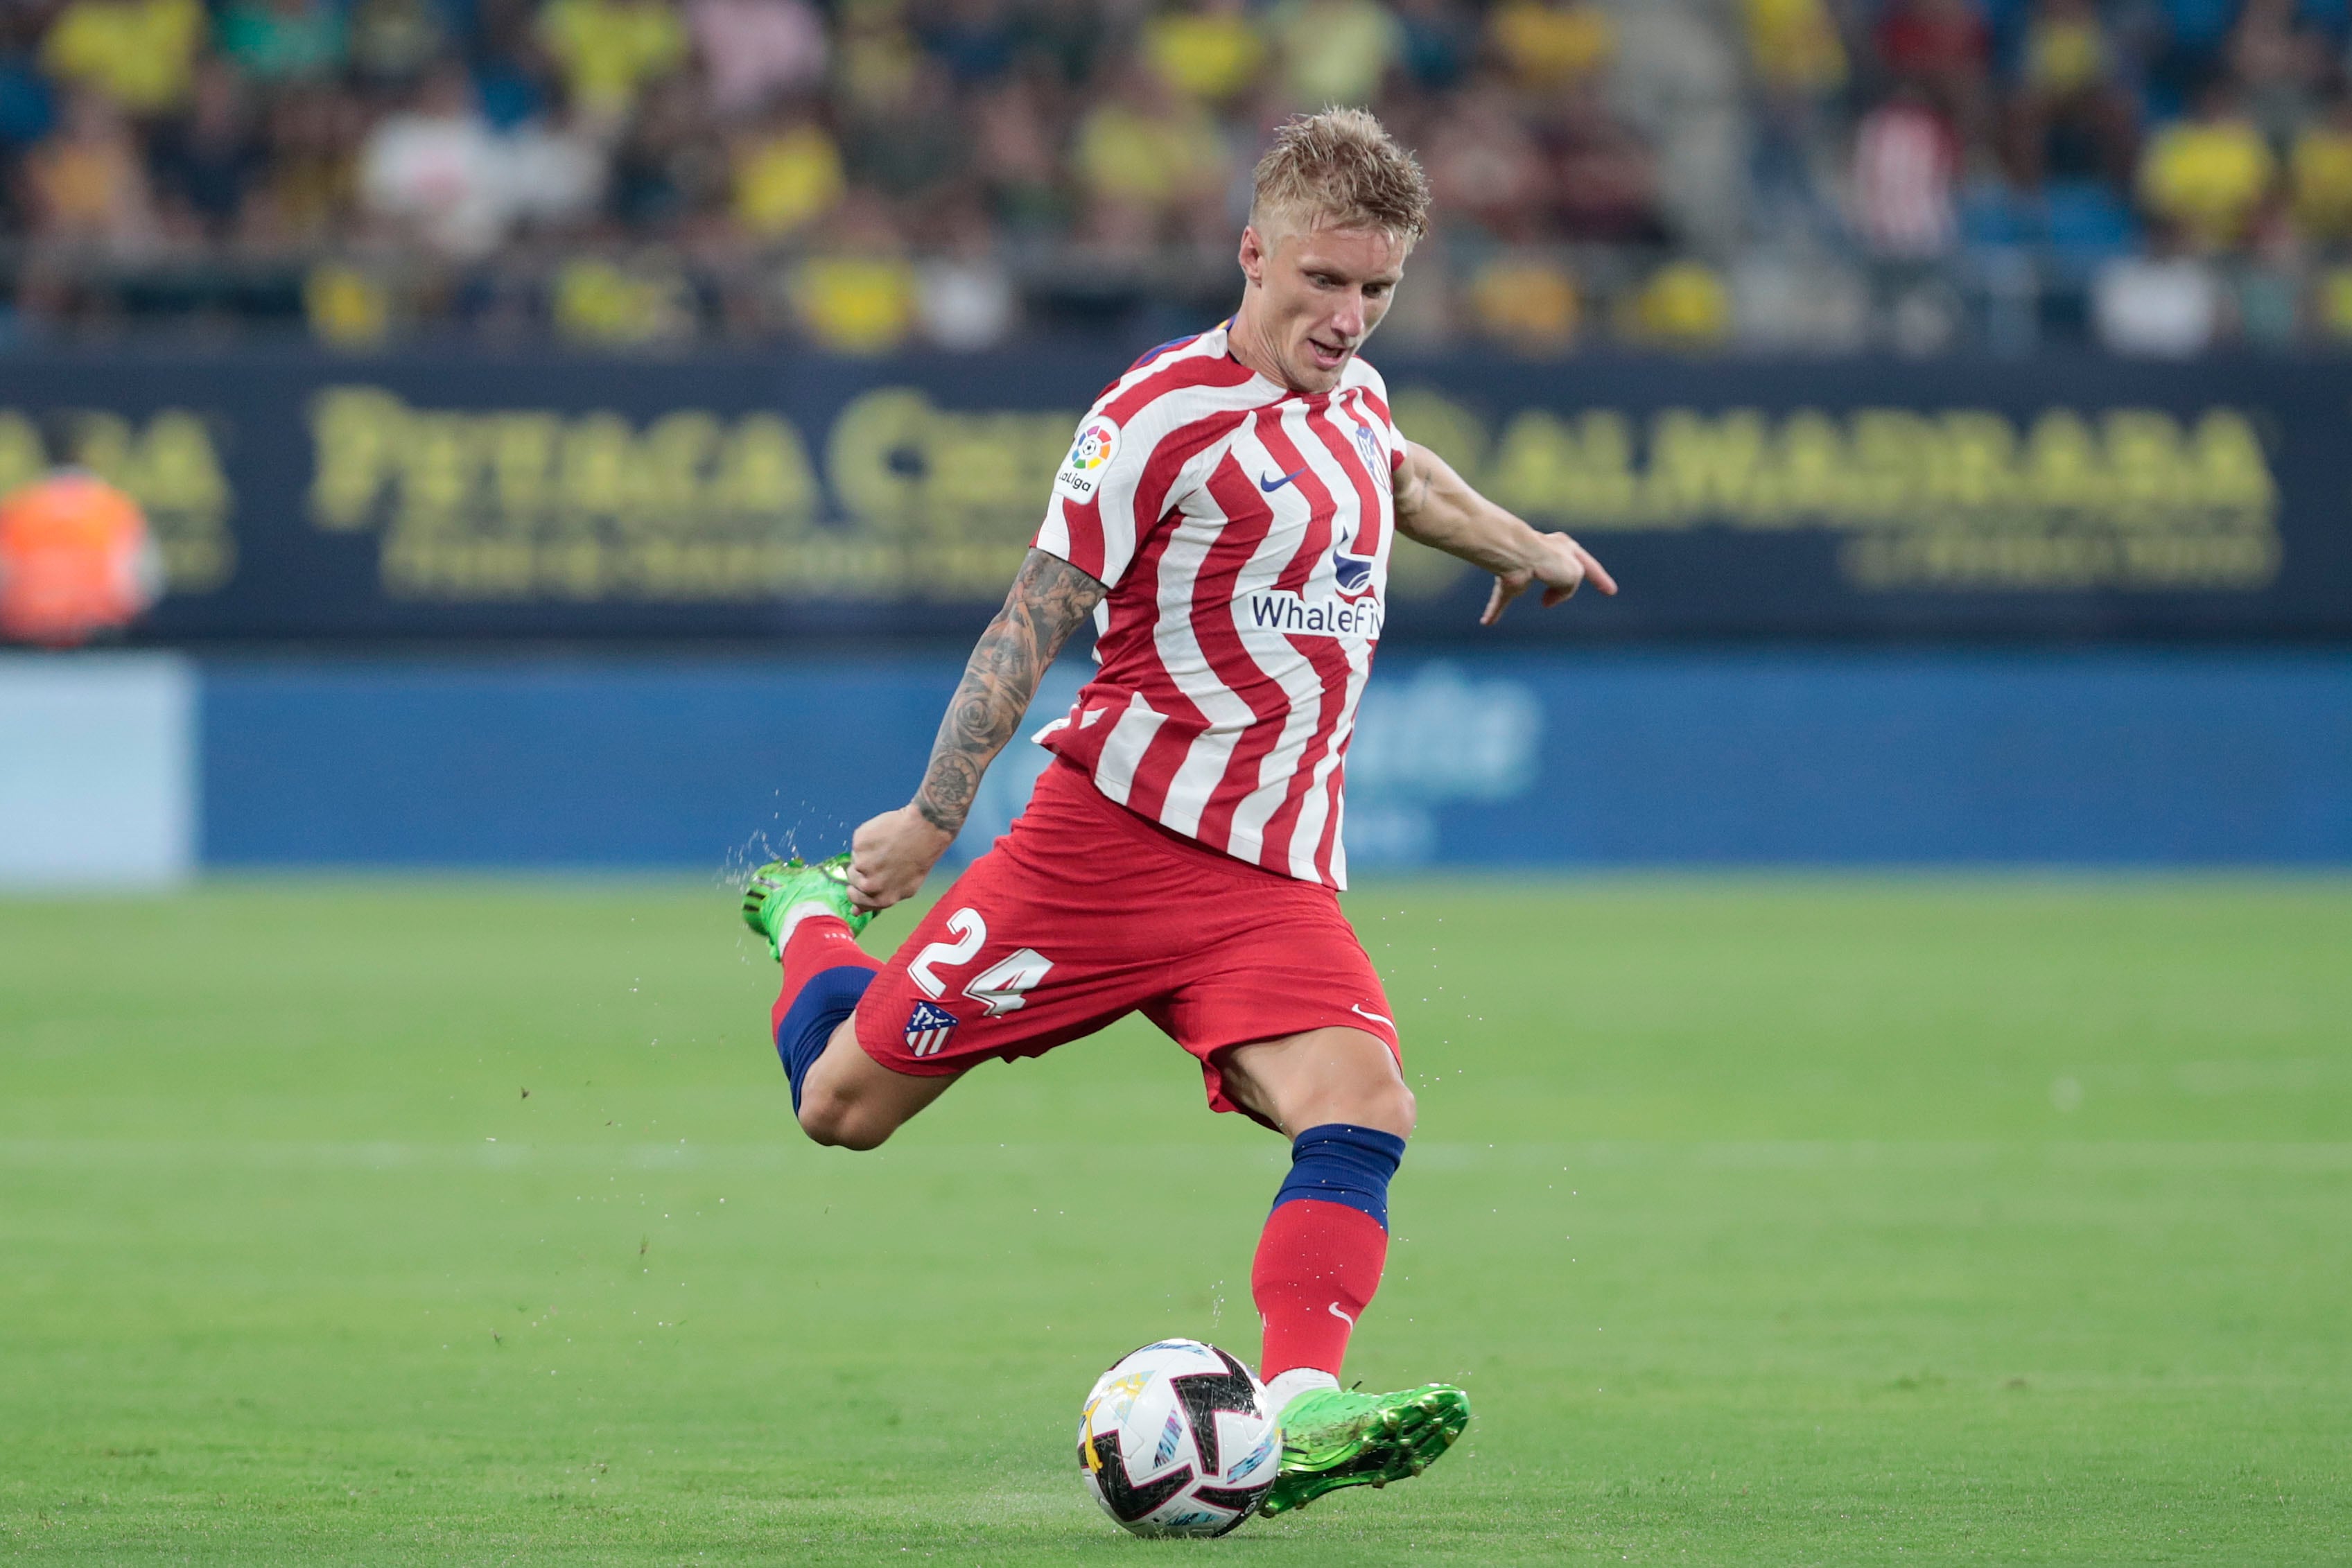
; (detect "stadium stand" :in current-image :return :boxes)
[1,0,2349,352]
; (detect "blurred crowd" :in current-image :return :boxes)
[7,0,2352,354]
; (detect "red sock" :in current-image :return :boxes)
[771,914,880,1034]
[1251,1197,1390,1382]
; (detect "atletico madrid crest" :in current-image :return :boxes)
[904,1000,959,1057]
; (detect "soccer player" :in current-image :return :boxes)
[742,107,1614,1516]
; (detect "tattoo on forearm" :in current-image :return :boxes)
[912,548,1106,835]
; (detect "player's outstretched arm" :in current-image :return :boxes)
[845,547,1107,912]
[1393,439,1617,625]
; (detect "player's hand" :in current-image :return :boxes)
[1481,531,1616,627]
[847,804,957,912]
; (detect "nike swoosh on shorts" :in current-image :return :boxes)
[1351,1004,1395,1029]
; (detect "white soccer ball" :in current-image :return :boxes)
[1076,1338,1280,1536]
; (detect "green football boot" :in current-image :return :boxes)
[1258,1383,1472,1516]
[740,854,871,959]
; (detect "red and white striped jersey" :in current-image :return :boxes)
[1030,322,1404,889]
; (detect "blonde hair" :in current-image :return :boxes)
[1249,107,1432,247]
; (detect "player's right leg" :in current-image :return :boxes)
[743,855,960,1150]
[792,1019,959,1149]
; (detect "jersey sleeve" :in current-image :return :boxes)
[1034,399,1157,590]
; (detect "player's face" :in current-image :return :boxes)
[1237,220,1409,394]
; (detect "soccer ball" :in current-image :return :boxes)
[1076,1339,1280,1536]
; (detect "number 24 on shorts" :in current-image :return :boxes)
[907,907,1054,1018]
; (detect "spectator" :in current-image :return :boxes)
[1072,60,1226,238]
[149,64,265,241]
[471,0,551,126]
[1018,0,1105,87]
[22,89,158,250]
[2145,0,2242,117]
[506,107,608,233]
[2290,92,2352,242]
[1852,86,1960,258]
[1744,0,1847,99]
[1623,258,1733,349]
[1424,78,1549,242]
[1873,0,1992,145]
[916,193,1018,349]
[552,254,699,343]
[842,55,966,199]
[688,0,827,119]
[1144,0,1265,106]
[358,64,512,256]
[347,0,449,88]
[2093,250,2222,354]
[2003,0,2139,190]
[252,85,363,243]
[790,190,918,351]
[1488,0,1614,92]
[833,0,920,114]
[608,76,723,232]
[916,0,1020,87]
[2139,85,2278,250]
[537,0,688,122]
[968,74,1063,233]
[306,261,394,346]
[1544,83,1666,244]
[1465,252,1579,351]
[40,0,207,118]
[2229,0,2329,148]
[1265,0,1399,107]
[217,0,349,85]
[1393,0,1476,92]
[731,106,845,239]
[1743,0,1849,228]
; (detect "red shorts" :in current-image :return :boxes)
[854,759,1399,1120]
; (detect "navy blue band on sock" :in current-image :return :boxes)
[774,965,875,1112]
[1271,1122,1408,1228]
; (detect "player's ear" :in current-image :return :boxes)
[1239,225,1267,288]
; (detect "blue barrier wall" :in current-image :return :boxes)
[200,652,2352,870]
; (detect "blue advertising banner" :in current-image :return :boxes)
[0,348,2342,644]
[200,652,2352,869]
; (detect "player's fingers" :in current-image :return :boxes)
[1479,574,1522,627]
[1570,537,1618,596]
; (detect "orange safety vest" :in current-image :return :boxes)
[0,471,159,646]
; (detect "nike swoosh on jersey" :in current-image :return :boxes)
[1260,467,1308,492]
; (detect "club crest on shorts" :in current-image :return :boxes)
[903,1000,959,1057]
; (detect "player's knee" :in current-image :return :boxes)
[1297,1075,1414,1140]
[796,1090,895,1151]
[1362,1078,1416,1140]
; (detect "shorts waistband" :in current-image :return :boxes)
[1029,757,1304,888]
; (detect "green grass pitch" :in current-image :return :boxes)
[3,876,2348,1564]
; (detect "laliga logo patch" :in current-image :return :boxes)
[903,1000,959,1057]
[1056,418,1120,498]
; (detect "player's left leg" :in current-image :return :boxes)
[1216,1025,1415,1415]
[1213,1027,1467,1513]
